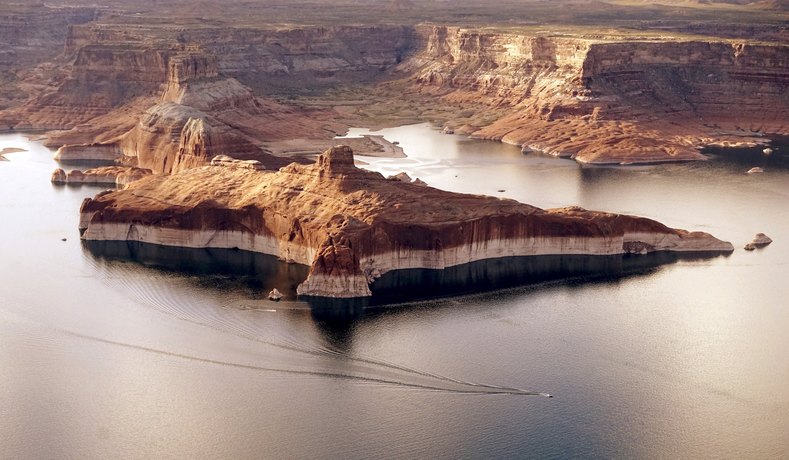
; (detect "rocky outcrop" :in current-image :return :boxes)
[387,171,427,186]
[403,26,789,164]
[54,143,123,162]
[52,166,152,186]
[751,233,773,246]
[3,19,354,169]
[210,155,266,171]
[117,102,262,174]
[10,45,179,131]
[745,233,773,250]
[13,20,413,133]
[79,145,733,298]
[268,288,283,301]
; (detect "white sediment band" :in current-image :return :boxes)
[357,231,731,276]
[80,219,318,266]
[54,144,122,161]
[80,218,732,298]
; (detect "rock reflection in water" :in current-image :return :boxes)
[369,252,729,304]
[83,240,730,312]
[82,240,310,299]
[701,135,789,169]
[306,298,368,350]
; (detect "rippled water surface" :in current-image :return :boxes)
[1,127,788,458]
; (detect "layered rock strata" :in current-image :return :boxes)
[4,16,786,167]
[0,5,97,120]
[402,26,789,164]
[54,143,124,162]
[5,23,354,172]
[52,166,151,186]
[79,146,734,298]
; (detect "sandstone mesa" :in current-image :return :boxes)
[79,146,734,298]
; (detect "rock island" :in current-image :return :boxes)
[79,146,734,298]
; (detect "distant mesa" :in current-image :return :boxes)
[79,145,734,299]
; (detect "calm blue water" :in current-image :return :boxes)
[1,127,788,458]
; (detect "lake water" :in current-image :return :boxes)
[1,126,788,458]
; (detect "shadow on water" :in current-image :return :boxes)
[365,252,730,306]
[306,298,367,351]
[83,240,730,326]
[82,240,310,299]
[701,135,789,169]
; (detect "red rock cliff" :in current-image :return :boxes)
[79,146,734,298]
[404,26,789,164]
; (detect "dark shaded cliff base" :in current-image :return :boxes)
[82,238,725,307]
[0,1,786,169]
[80,146,734,298]
[81,240,310,301]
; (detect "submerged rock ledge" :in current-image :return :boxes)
[79,145,734,298]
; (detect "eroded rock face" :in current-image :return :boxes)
[750,233,773,247]
[5,23,351,172]
[404,26,789,164]
[0,5,96,118]
[79,146,734,298]
[54,143,123,162]
[118,102,262,174]
[51,166,152,186]
[4,15,785,168]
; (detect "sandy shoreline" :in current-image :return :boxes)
[0,147,26,161]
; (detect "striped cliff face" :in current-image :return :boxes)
[403,26,789,164]
[79,146,734,298]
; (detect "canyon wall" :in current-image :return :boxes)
[404,26,789,163]
[62,23,416,94]
[2,17,786,167]
[5,22,414,173]
[0,6,96,123]
[580,41,788,132]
